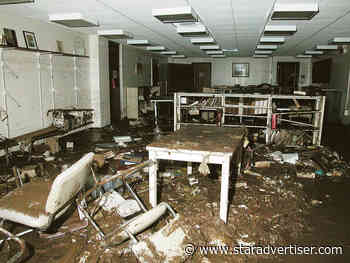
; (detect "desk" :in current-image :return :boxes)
[146,126,246,223]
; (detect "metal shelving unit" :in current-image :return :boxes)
[174,92,325,145]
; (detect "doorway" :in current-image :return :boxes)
[193,63,211,92]
[277,62,300,93]
[109,41,121,122]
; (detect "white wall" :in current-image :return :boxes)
[169,56,312,87]
[0,13,90,138]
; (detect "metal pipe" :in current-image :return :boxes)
[124,181,147,213]
[0,227,26,263]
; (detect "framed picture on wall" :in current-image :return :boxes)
[3,28,18,47]
[232,63,249,77]
[23,31,38,49]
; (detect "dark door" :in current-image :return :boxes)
[109,41,120,122]
[193,62,211,92]
[167,63,194,94]
[277,62,300,93]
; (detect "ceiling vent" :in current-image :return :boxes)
[271,3,319,20]
[152,6,198,23]
[49,13,98,27]
[255,50,273,54]
[264,25,297,36]
[206,50,223,55]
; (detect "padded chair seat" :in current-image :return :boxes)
[0,180,53,229]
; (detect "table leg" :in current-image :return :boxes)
[187,162,192,175]
[149,151,158,208]
[220,156,230,223]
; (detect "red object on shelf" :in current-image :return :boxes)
[272,114,277,129]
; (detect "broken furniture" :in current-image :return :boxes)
[0,152,94,260]
[146,126,246,223]
[174,92,325,145]
[79,159,183,260]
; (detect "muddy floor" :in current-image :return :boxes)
[0,122,349,263]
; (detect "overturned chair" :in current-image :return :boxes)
[0,152,94,263]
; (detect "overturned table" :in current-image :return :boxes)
[146,126,246,223]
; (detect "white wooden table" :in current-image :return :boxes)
[146,126,245,223]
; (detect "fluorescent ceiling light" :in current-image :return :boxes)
[253,55,269,58]
[211,55,226,58]
[146,46,166,51]
[315,45,338,50]
[160,51,177,55]
[200,45,220,50]
[223,48,239,52]
[206,50,223,55]
[127,40,150,46]
[177,23,208,37]
[0,0,34,4]
[152,6,197,23]
[305,50,323,55]
[256,45,278,50]
[259,37,285,45]
[255,50,273,54]
[190,37,216,45]
[331,37,350,44]
[264,25,297,36]
[49,13,98,27]
[171,55,186,58]
[98,29,133,39]
[296,55,312,58]
[271,3,319,20]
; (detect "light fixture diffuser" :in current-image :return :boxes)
[315,45,338,50]
[171,55,186,58]
[0,0,34,4]
[211,55,226,58]
[160,51,177,55]
[49,13,98,27]
[271,3,319,20]
[98,29,133,39]
[264,25,297,36]
[152,6,197,23]
[253,55,269,58]
[296,55,312,58]
[200,45,220,50]
[331,37,350,45]
[206,50,223,55]
[255,50,273,54]
[127,40,150,46]
[177,23,208,37]
[190,37,216,45]
[146,46,166,51]
[259,37,285,45]
[304,50,323,55]
[256,45,278,50]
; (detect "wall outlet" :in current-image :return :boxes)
[345,109,349,116]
